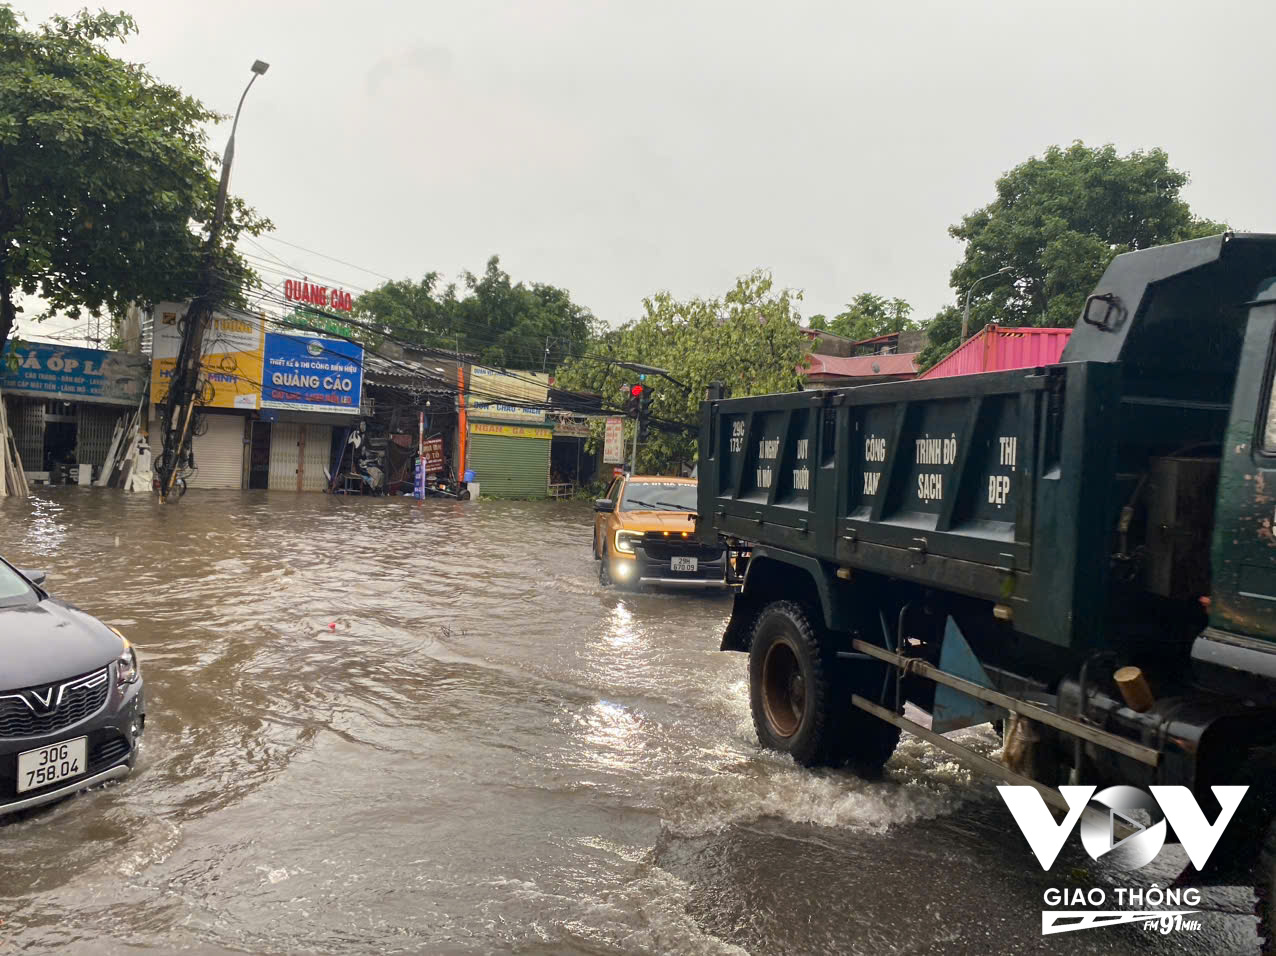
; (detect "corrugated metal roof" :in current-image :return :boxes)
[804,352,920,378]
[921,325,1071,379]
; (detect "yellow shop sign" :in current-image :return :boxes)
[469,422,552,440]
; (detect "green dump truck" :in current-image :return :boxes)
[696,232,1276,935]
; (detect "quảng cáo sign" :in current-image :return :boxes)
[261,332,364,413]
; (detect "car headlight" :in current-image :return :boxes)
[614,530,644,554]
[110,627,140,686]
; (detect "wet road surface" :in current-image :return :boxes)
[0,491,1263,954]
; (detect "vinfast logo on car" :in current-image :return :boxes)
[22,687,57,713]
[998,784,1248,936]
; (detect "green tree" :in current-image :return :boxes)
[555,270,811,473]
[826,293,916,341]
[0,8,269,352]
[923,142,1224,366]
[807,313,828,330]
[351,271,456,347]
[353,256,599,369]
[916,305,962,370]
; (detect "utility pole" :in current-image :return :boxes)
[156,60,269,500]
[630,416,640,474]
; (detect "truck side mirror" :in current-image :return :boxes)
[19,569,47,587]
[1082,292,1126,332]
[594,499,615,513]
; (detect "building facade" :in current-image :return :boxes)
[464,368,553,498]
[0,342,149,480]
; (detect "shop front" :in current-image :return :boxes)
[253,332,363,491]
[0,342,149,482]
[362,353,462,495]
[466,421,552,498]
[465,368,552,498]
[149,302,265,490]
[548,415,597,495]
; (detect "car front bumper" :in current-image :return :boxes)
[608,546,734,589]
[0,675,145,818]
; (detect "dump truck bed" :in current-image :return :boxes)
[698,361,1125,649]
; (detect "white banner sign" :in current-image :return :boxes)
[603,417,626,464]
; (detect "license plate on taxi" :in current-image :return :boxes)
[17,737,87,793]
[671,556,698,572]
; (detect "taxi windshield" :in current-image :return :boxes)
[621,481,697,512]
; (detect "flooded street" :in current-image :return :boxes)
[0,491,1262,954]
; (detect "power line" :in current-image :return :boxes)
[255,234,398,283]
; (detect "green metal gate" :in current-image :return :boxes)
[467,426,550,498]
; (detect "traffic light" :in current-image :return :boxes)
[627,383,643,418]
[639,383,653,418]
[637,383,653,441]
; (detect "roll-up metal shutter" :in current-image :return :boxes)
[269,422,302,490]
[299,424,332,491]
[6,397,43,471]
[76,404,124,470]
[188,413,245,490]
[467,430,550,498]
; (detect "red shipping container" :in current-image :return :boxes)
[920,324,1071,379]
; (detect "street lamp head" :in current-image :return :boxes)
[998,266,1013,275]
[251,60,270,75]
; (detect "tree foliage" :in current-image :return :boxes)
[825,293,916,341]
[0,7,270,352]
[921,142,1225,368]
[555,271,811,474]
[353,256,599,369]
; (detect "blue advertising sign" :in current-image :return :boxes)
[0,343,148,406]
[261,333,363,413]
[414,458,426,499]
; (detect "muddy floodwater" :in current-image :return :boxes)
[0,491,1263,954]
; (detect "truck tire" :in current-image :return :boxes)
[748,600,899,772]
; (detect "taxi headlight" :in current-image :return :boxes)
[614,530,644,554]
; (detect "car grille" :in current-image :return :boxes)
[0,668,111,739]
[640,533,723,563]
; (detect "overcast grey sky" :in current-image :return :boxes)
[16,0,1276,344]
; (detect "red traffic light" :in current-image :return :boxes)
[630,384,644,396]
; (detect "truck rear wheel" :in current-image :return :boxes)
[748,600,899,772]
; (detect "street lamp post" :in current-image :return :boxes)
[211,60,269,238]
[157,60,270,500]
[961,266,1013,343]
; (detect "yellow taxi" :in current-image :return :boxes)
[592,473,728,589]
